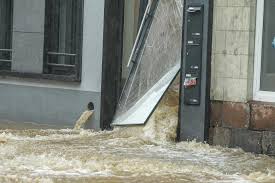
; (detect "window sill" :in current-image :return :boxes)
[0,71,81,82]
[249,100,275,106]
[253,91,275,103]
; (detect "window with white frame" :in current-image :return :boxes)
[0,0,13,71]
[254,0,275,102]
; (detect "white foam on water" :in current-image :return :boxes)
[0,128,274,183]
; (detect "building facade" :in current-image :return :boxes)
[210,0,275,155]
[120,0,275,155]
[0,0,126,129]
[0,0,274,155]
[0,0,146,130]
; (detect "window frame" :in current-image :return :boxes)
[0,0,84,82]
[253,0,275,102]
[43,0,84,81]
[0,0,13,71]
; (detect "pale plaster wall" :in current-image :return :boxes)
[211,0,257,102]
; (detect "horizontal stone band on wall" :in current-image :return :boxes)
[210,101,275,155]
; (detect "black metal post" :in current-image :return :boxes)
[179,0,213,142]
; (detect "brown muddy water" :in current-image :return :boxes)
[0,90,275,183]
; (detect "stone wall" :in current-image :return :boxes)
[210,101,275,156]
[210,0,275,155]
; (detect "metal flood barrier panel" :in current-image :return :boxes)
[112,0,184,126]
[179,0,213,142]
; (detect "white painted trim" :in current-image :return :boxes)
[127,1,152,67]
[253,0,264,100]
[254,91,275,102]
[253,0,275,102]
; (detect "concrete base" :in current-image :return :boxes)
[210,127,265,154]
[0,83,101,129]
[230,129,262,154]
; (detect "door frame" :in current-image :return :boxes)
[100,0,125,129]
[253,0,275,102]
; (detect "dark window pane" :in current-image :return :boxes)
[44,0,83,78]
[0,0,13,71]
[260,0,275,91]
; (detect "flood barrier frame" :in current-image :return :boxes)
[100,0,125,130]
[178,0,213,142]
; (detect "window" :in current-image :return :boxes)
[260,1,275,92]
[44,0,84,80]
[0,0,13,71]
[254,0,275,102]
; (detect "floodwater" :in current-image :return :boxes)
[74,110,94,130]
[0,89,275,183]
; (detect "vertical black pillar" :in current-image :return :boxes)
[100,0,125,130]
[179,0,213,142]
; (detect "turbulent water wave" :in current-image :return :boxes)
[0,128,275,183]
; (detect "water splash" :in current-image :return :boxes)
[143,88,179,143]
[74,110,94,130]
[114,76,180,143]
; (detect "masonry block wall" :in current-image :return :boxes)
[210,0,275,155]
[211,0,256,102]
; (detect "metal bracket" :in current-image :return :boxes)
[187,6,202,13]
